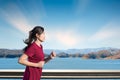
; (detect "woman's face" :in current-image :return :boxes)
[36,32,45,42]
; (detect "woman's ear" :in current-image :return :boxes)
[35,33,39,38]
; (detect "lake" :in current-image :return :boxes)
[0,58,120,69]
[0,58,120,80]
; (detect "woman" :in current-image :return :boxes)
[18,26,56,80]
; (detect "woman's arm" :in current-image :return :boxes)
[44,51,56,63]
[18,53,44,68]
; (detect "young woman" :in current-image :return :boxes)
[18,26,56,80]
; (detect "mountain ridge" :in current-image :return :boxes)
[0,47,120,59]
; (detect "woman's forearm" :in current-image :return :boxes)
[44,56,52,63]
[18,58,38,67]
[18,53,44,68]
[18,58,44,68]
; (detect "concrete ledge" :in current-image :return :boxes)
[0,69,120,79]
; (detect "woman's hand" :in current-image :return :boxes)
[50,51,56,59]
[36,61,45,68]
[44,51,56,63]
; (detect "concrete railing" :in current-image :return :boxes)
[0,69,120,79]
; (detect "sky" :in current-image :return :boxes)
[0,0,120,50]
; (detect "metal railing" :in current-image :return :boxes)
[0,69,120,79]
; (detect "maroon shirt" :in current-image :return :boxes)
[23,42,44,80]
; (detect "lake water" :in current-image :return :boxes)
[0,58,120,69]
[0,58,120,80]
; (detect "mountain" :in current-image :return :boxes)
[0,49,22,58]
[0,47,120,58]
[44,47,120,54]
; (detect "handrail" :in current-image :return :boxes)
[0,69,120,79]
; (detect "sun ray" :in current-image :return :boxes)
[0,3,32,34]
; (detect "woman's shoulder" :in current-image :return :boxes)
[26,42,36,49]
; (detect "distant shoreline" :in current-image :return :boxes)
[0,47,120,59]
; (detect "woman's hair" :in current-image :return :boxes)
[23,26,44,51]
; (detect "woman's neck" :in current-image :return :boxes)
[35,39,41,47]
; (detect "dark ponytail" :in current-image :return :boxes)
[23,26,44,51]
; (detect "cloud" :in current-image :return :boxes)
[46,29,85,48]
[89,22,120,42]
[56,31,78,46]
[0,3,32,34]
[44,21,87,49]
